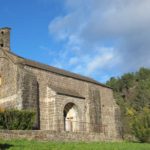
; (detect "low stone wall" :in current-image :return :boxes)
[0,130,121,142]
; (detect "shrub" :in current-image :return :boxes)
[0,109,35,130]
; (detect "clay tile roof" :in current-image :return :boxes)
[6,50,112,89]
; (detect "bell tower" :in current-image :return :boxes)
[0,27,11,51]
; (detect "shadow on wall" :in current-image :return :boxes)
[0,144,13,150]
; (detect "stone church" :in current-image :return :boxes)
[0,27,121,140]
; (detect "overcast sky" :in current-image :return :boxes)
[0,0,150,82]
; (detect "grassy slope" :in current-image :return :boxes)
[0,140,149,150]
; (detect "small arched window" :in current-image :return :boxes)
[1,31,4,35]
[0,43,4,47]
[0,39,4,48]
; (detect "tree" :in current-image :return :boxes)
[131,108,150,143]
[106,68,150,142]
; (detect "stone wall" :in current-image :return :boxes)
[18,68,40,128]
[0,50,40,128]
[0,130,121,142]
[0,50,20,108]
[23,65,89,131]
[88,86,101,132]
[23,65,121,139]
[0,50,17,98]
[100,87,121,139]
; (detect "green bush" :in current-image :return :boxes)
[131,108,150,143]
[0,109,35,130]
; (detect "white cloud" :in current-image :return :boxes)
[48,0,150,82]
[69,57,79,65]
[87,52,114,74]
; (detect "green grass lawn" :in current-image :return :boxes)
[0,139,149,150]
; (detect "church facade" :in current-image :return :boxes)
[0,27,121,140]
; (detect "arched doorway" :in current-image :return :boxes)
[64,103,79,132]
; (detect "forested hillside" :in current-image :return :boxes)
[106,68,150,142]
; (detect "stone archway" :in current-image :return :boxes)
[64,103,79,132]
